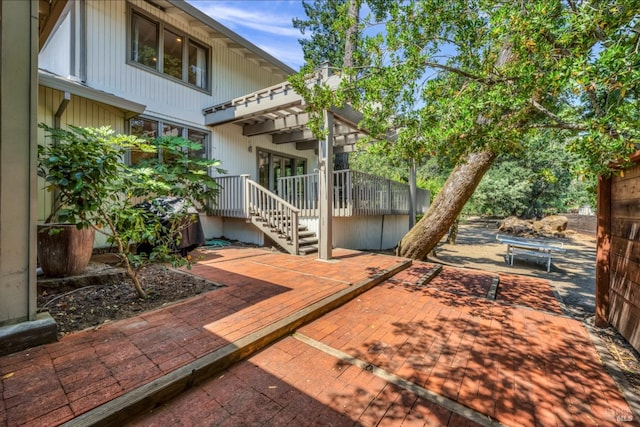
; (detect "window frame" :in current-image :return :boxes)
[127,6,211,93]
[127,116,211,165]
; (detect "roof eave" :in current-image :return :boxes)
[38,70,146,115]
[166,0,296,77]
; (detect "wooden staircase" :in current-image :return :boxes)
[244,178,318,256]
[249,214,318,256]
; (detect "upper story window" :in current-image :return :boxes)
[130,10,209,91]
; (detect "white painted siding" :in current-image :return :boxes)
[39,10,72,77]
[211,124,316,178]
[302,216,409,251]
[80,0,285,128]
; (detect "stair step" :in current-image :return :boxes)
[299,245,318,255]
[299,237,318,246]
[298,231,315,239]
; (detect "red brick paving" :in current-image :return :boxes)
[127,260,636,426]
[0,247,405,426]
[1,251,636,426]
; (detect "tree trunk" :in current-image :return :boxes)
[343,0,359,69]
[396,150,497,259]
[334,0,360,172]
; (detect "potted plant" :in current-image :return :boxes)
[37,124,123,277]
[38,124,225,299]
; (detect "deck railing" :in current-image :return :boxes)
[209,175,247,218]
[210,171,429,220]
[209,175,300,251]
[277,170,429,217]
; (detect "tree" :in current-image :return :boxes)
[40,125,224,298]
[293,0,639,260]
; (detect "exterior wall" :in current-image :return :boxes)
[201,217,264,246]
[39,0,285,128]
[211,123,316,179]
[0,0,38,325]
[301,215,409,251]
[607,162,640,351]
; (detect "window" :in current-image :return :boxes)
[129,117,210,165]
[131,13,158,69]
[129,10,209,90]
[257,150,306,192]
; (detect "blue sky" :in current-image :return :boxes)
[186,1,308,70]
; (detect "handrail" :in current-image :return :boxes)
[245,178,300,252]
[277,170,430,216]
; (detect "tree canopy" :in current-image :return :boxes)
[291,0,639,259]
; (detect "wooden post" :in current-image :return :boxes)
[318,110,334,260]
[595,174,611,328]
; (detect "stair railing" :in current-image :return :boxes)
[245,177,300,252]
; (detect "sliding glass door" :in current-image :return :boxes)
[257,150,305,192]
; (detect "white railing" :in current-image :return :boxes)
[209,175,247,218]
[246,179,299,252]
[210,175,300,253]
[278,170,429,217]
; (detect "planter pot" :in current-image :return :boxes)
[37,224,95,277]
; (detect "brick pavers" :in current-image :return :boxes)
[2,251,636,426]
[0,247,407,426]
[129,261,637,426]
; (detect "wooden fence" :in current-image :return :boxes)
[597,154,640,352]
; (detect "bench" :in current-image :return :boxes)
[496,234,566,272]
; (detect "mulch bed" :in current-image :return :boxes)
[37,263,223,336]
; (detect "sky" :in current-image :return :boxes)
[186,0,308,70]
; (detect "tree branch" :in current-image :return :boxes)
[528,99,588,131]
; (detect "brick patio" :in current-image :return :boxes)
[0,247,637,426]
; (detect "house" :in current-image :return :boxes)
[37,0,429,258]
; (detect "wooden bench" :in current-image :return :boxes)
[496,234,566,272]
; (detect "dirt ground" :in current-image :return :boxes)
[37,257,224,336]
[433,219,640,408]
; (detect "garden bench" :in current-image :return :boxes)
[496,234,566,272]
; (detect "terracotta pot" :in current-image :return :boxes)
[37,224,95,277]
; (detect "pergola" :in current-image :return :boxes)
[202,67,369,260]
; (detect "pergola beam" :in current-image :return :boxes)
[243,113,309,136]
[272,129,316,144]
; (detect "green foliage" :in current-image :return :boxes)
[39,124,225,298]
[466,137,597,218]
[294,0,639,178]
[37,124,139,228]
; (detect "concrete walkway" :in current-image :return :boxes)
[1,247,637,426]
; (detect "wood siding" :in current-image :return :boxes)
[608,163,640,351]
[80,0,285,127]
[37,86,126,223]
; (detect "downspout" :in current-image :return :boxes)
[51,92,71,215]
[54,92,71,129]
